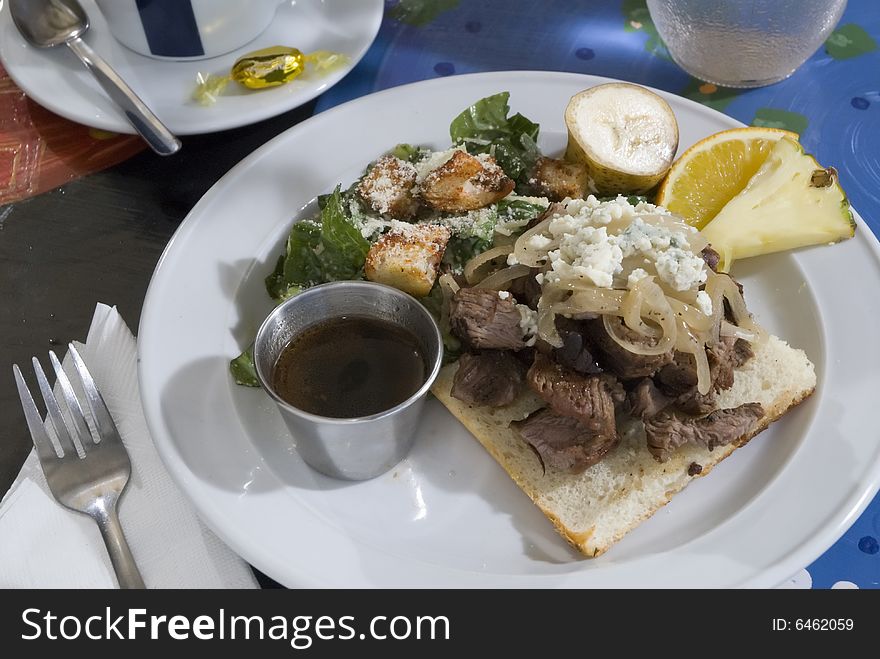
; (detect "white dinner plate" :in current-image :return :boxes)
[0,0,382,135]
[139,71,880,587]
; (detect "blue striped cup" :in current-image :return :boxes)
[94,0,286,60]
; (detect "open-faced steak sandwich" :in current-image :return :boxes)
[431,195,816,556]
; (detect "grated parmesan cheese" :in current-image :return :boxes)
[357,155,419,219]
[414,146,466,183]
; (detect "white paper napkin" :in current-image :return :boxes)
[0,303,258,589]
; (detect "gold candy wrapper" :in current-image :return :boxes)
[194,46,350,106]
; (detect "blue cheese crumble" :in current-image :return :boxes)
[511,195,708,293]
[695,290,713,316]
[516,304,538,346]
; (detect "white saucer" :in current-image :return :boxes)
[0,0,383,135]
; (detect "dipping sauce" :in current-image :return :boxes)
[271,316,427,418]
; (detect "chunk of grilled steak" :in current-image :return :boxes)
[583,316,674,380]
[526,353,622,435]
[508,267,543,310]
[644,403,765,462]
[659,336,756,414]
[553,317,603,375]
[627,378,673,420]
[451,351,525,407]
[449,288,526,350]
[700,246,721,272]
[513,408,619,473]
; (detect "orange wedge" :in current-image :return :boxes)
[655,127,798,229]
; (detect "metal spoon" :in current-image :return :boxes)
[10,0,181,156]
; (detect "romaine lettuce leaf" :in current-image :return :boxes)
[264,186,370,304]
[264,221,322,301]
[390,143,422,162]
[442,235,493,272]
[318,185,370,280]
[449,92,540,183]
[264,255,287,300]
[230,345,259,387]
[284,221,323,283]
[496,198,547,224]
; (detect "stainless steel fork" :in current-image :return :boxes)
[13,344,145,589]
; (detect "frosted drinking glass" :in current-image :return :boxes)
[647,0,847,87]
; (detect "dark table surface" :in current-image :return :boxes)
[0,102,316,500]
[1,104,324,588]
[2,0,879,588]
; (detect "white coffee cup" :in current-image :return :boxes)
[94,0,287,60]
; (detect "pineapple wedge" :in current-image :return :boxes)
[701,137,854,271]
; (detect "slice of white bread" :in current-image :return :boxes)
[431,334,816,557]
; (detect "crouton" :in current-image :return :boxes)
[529,156,590,201]
[357,155,420,219]
[420,150,514,212]
[364,224,452,297]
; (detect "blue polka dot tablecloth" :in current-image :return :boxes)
[319,0,880,589]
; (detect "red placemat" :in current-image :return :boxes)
[0,63,144,206]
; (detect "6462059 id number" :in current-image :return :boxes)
[772,619,854,631]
